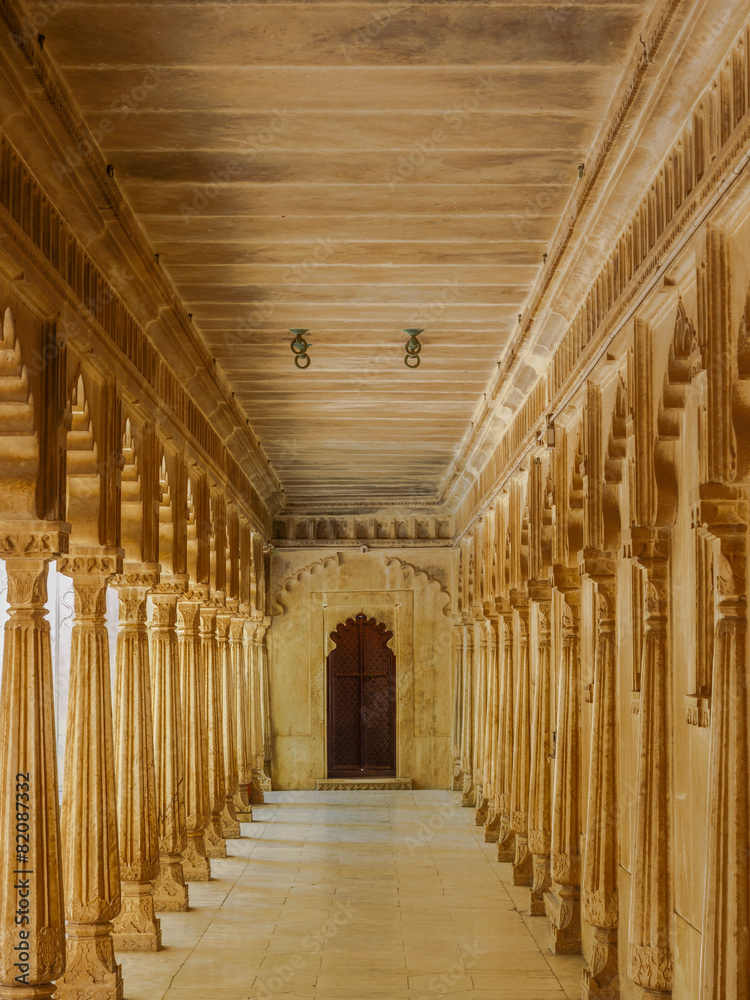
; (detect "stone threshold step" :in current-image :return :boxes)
[316,777,413,790]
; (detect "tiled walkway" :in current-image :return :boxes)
[121,791,584,999]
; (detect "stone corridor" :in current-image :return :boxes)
[119,791,583,1000]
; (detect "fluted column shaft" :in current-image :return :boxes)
[246,623,264,805]
[216,610,240,839]
[510,603,533,886]
[547,592,582,955]
[233,614,252,819]
[0,555,65,1000]
[176,599,211,882]
[57,558,123,1000]
[474,618,490,826]
[259,624,273,789]
[111,578,162,952]
[700,528,749,1000]
[201,607,227,859]
[451,622,464,791]
[629,534,673,998]
[484,617,502,841]
[528,598,553,915]
[496,612,515,862]
[582,582,619,998]
[149,590,189,911]
[460,623,475,807]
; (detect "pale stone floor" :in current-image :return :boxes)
[120,791,584,1000]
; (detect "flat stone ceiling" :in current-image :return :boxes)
[32,0,650,506]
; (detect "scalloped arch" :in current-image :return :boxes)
[272,553,341,615]
[384,556,453,617]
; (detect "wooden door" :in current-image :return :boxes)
[327,613,396,777]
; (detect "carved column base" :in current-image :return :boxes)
[205,816,227,858]
[182,832,211,881]
[235,784,253,820]
[484,807,501,843]
[250,776,265,805]
[474,787,488,826]
[460,773,475,808]
[452,762,463,791]
[511,833,533,886]
[260,767,272,792]
[112,883,162,952]
[496,821,515,862]
[582,927,619,1000]
[529,854,551,915]
[56,923,124,1000]
[221,798,241,839]
[153,855,189,911]
[544,885,581,954]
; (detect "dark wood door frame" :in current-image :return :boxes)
[326,613,396,778]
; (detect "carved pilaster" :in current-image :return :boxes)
[510,601,532,887]
[627,528,672,998]
[547,577,582,955]
[149,589,189,911]
[496,610,515,862]
[695,493,749,999]
[528,593,552,915]
[231,615,252,820]
[199,606,226,859]
[176,599,211,882]
[259,620,273,790]
[0,555,66,1000]
[57,552,124,1000]
[111,573,162,951]
[581,572,619,998]
[216,611,240,839]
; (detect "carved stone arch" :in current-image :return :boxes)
[66,369,103,547]
[602,372,632,549]
[272,553,341,615]
[384,556,452,617]
[567,421,585,559]
[119,414,143,561]
[654,299,701,526]
[157,447,176,575]
[0,306,39,519]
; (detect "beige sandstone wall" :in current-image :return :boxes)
[269,548,454,789]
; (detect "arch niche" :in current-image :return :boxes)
[327,613,396,778]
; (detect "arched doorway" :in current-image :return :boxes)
[327,613,396,777]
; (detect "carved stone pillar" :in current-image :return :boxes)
[697,497,749,1000]
[259,620,273,790]
[176,598,211,882]
[216,608,241,839]
[460,622,475,807]
[628,528,672,998]
[451,620,464,792]
[581,571,619,998]
[111,570,162,952]
[546,582,582,955]
[149,588,189,911]
[496,608,515,862]
[0,545,66,1000]
[233,612,252,820]
[484,616,502,841]
[247,620,265,805]
[200,606,226,859]
[528,592,553,915]
[57,551,123,1000]
[510,599,532,886]
[474,617,490,826]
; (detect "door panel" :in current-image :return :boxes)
[327,614,396,777]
